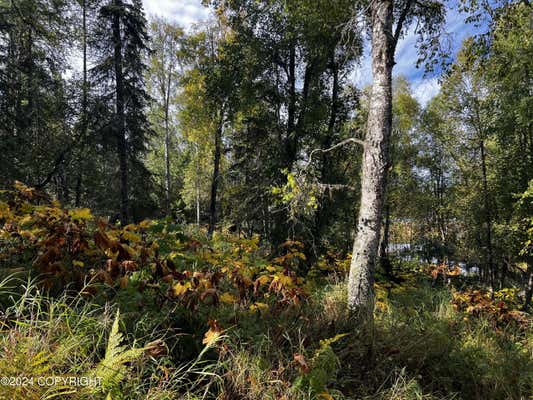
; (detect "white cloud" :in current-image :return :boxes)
[142,0,210,28]
[412,77,440,106]
[351,44,372,88]
[140,1,478,109]
[349,3,488,107]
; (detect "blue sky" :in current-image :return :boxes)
[142,0,486,106]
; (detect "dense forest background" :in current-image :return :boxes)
[0,0,532,399]
[1,0,531,298]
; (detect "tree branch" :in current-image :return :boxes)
[318,183,357,192]
[308,137,365,162]
[392,0,414,53]
[34,148,69,189]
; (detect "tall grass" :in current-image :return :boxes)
[211,279,532,400]
[0,275,221,400]
[0,272,531,400]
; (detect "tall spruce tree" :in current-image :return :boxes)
[91,0,151,224]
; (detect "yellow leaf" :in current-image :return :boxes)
[249,302,269,312]
[319,333,349,348]
[375,300,389,312]
[220,292,237,304]
[69,208,92,220]
[273,274,293,287]
[168,251,184,260]
[73,260,84,267]
[19,215,34,226]
[18,230,36,240]
[104,248,120,261]
[319,392,334,400]
[255,275,270,286]
[123,224,138,231]
[139,219,152,229]
[202,329,220,346]
[202,319,222,346]
[122,230,141,243]
[0,201,10,218]
[173,281,191,296]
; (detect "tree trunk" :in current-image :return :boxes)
[313,53,338,254]
[208,117,223,235]
[285,43,296,168]
[523,262,533,311]
[112,0,128,225]
[347,0,393,319]
[164,69,172,216]
[196,144,200,226]
[75,0,88,207]
[500,255,510,289]
[480,139,494,292]
[379,202,393,277]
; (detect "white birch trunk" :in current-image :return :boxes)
[348,0,394,319]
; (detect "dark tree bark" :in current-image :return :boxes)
[500,255,510,289]
[75,0,88,207]
[523,262,533,311]
[347,0,394,318]
[112,0,128,225]
[314,53,339,251]
[379,202,393,277]
[480,138,495,292]
[295,59,314,135]
[285,43,296,168]
[208,116,223,235]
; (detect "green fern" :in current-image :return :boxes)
[91,309,144,396]
[292,333,348,397]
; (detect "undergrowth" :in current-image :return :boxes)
[0,185,531,399]
[0,266,531,399]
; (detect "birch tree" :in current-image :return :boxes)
[147,18,185,216]
[347,0,447,319]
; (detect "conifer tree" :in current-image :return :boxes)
[91,0,151,223]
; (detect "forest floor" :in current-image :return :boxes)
[0,185,532,400]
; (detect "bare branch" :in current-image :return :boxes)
[318,183,357,192]
[308,137,365,162]
[392,0,414,53]
[35,148,70,189]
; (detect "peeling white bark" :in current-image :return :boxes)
[348,0,394,318]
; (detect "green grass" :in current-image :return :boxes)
[0,275,221,400]
[211,277,532,400]
[0,269,531,400]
